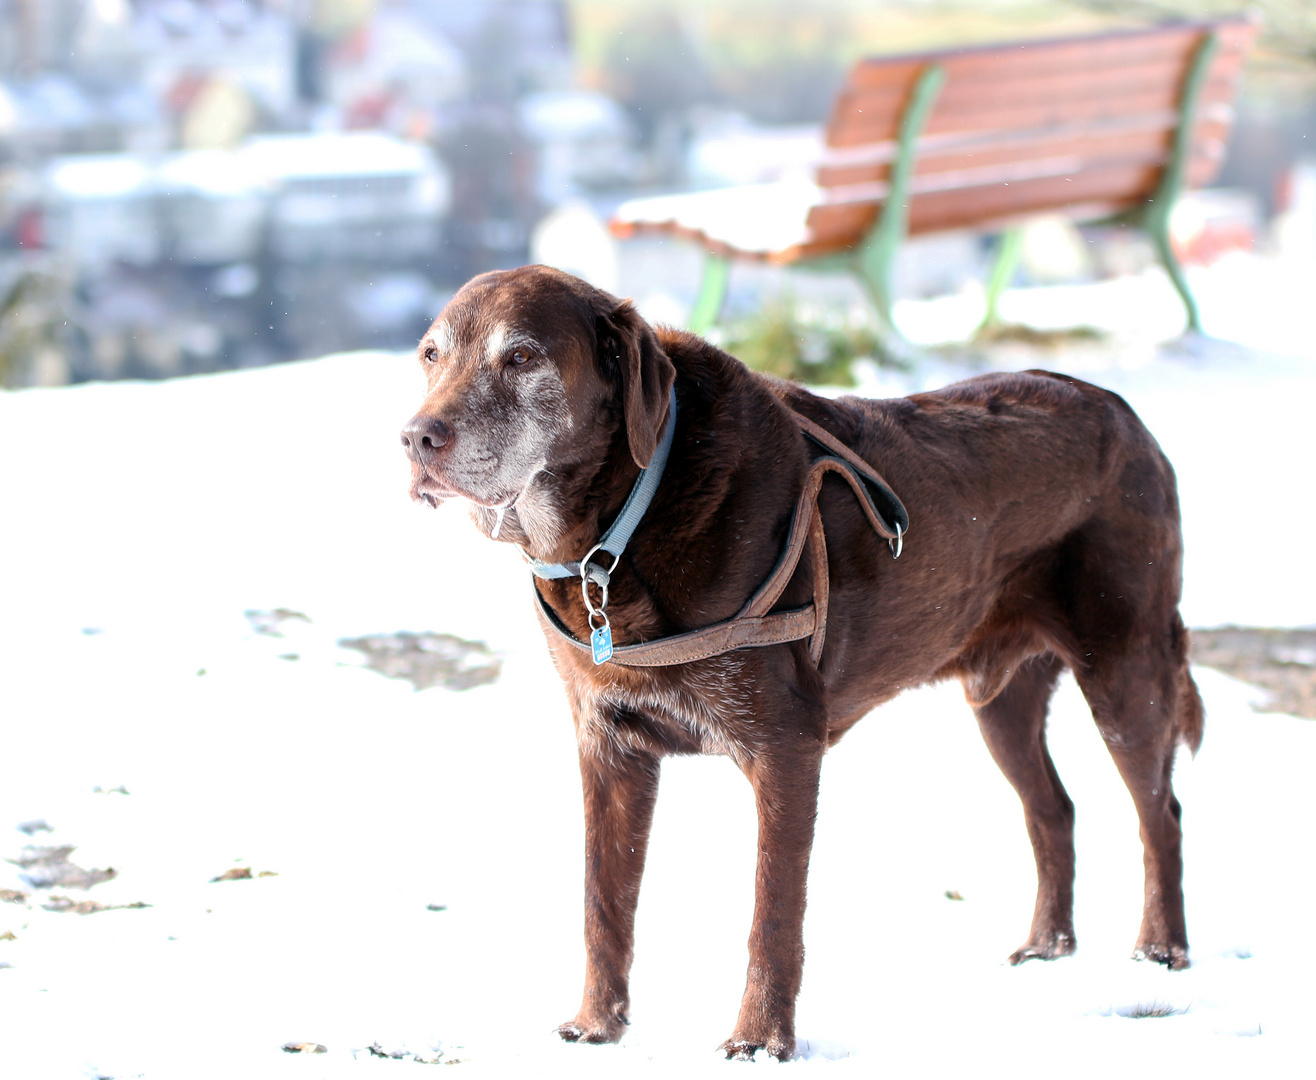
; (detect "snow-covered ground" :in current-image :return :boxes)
[1,253,1314,1078]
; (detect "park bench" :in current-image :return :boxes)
[608,16,1257,337]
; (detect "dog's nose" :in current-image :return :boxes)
[401,415,452,465]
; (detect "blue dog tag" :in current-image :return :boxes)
[591,624,613,665]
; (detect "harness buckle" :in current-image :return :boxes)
[889,522,903,559]
[580,569,610,621]
[580,541,622,582]
[579,543,620,665]
[579,541,619,615]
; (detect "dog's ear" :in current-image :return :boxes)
[600,299,677,469]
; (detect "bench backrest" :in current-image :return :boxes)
[800,17,1257,258]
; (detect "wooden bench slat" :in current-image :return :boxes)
[801,156,1220,246]
[908,156,1220,232]
[821,115,1226,169]
[820,149,1219,207]
[841,18,1253,93]
[828,71,1242,149]
[815,119,1231,189]
[828,50,1245,145]
[783,199,1131,263]
[841,40,1248,103]
[818,110,1224,170]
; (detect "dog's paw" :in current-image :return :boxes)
[557,1014,626,1045]
[1008,930,1076,965]
[1132,942,1189,970]
[719,1038,765,1062]
[718,1033,793,1062]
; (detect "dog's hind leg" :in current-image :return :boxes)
[969,652,1077,963]
[559,744,661,1044]
[720,727,826,1062]
[1071,625,1193,969]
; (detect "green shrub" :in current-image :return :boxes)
[0,262,77,388]
[718,297,903,386]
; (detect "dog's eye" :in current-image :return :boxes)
[423,346,438,365]
[510,350,530,366]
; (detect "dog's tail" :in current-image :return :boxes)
[1173,612,1205,756]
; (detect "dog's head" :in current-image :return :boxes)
[401,265,676,554]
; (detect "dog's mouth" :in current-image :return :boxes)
[411,473,462,509]
[411,470,517,515]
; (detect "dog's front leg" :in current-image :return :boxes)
[721,731,825,1062]
[559,741,660,1045]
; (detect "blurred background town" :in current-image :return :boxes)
[0,0,1313,387]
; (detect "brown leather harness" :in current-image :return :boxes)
[534,409,908,668]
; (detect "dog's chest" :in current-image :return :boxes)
[570,653,757,761]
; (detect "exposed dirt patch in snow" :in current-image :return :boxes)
[282,1042,327,1055]
[16,819,52,836]
[3,828,150,918]
[338,631,502,692]
[363,1041,448,1064]
[970,321,1108,349]
[7,844,117,890]
[1192,626,1316,719]
[244,607,312,637]
[41,896,151,915]
[208,867,278,882]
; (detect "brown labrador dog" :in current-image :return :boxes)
[400,265,1202,1061]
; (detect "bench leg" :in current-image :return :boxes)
[979,227,1024,331]
[855,254,898,337]
[853,213,916,357]
[688,252,731,335]
[853,63,947,352]
[856,273,924,365]
[1139,29,1217,336]
[1146,210,1203,334]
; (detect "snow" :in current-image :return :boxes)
[45,154,154,200]
[240,133,440,182]
[519,91,632,143]
[155,150,269,199]
[2,254,1315,1077]
[613,179,820,257]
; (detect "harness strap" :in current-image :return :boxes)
[795,412,909,541]
[535,591,818,668]
[534,408,907,668]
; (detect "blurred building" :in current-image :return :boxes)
[41,131,448,268]
[519,89,642,204]
[23,130,449,382]
[42,153,161,267]
[242,131,449,261]
[0,0,641,385]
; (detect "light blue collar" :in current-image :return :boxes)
[527,385,677,588]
